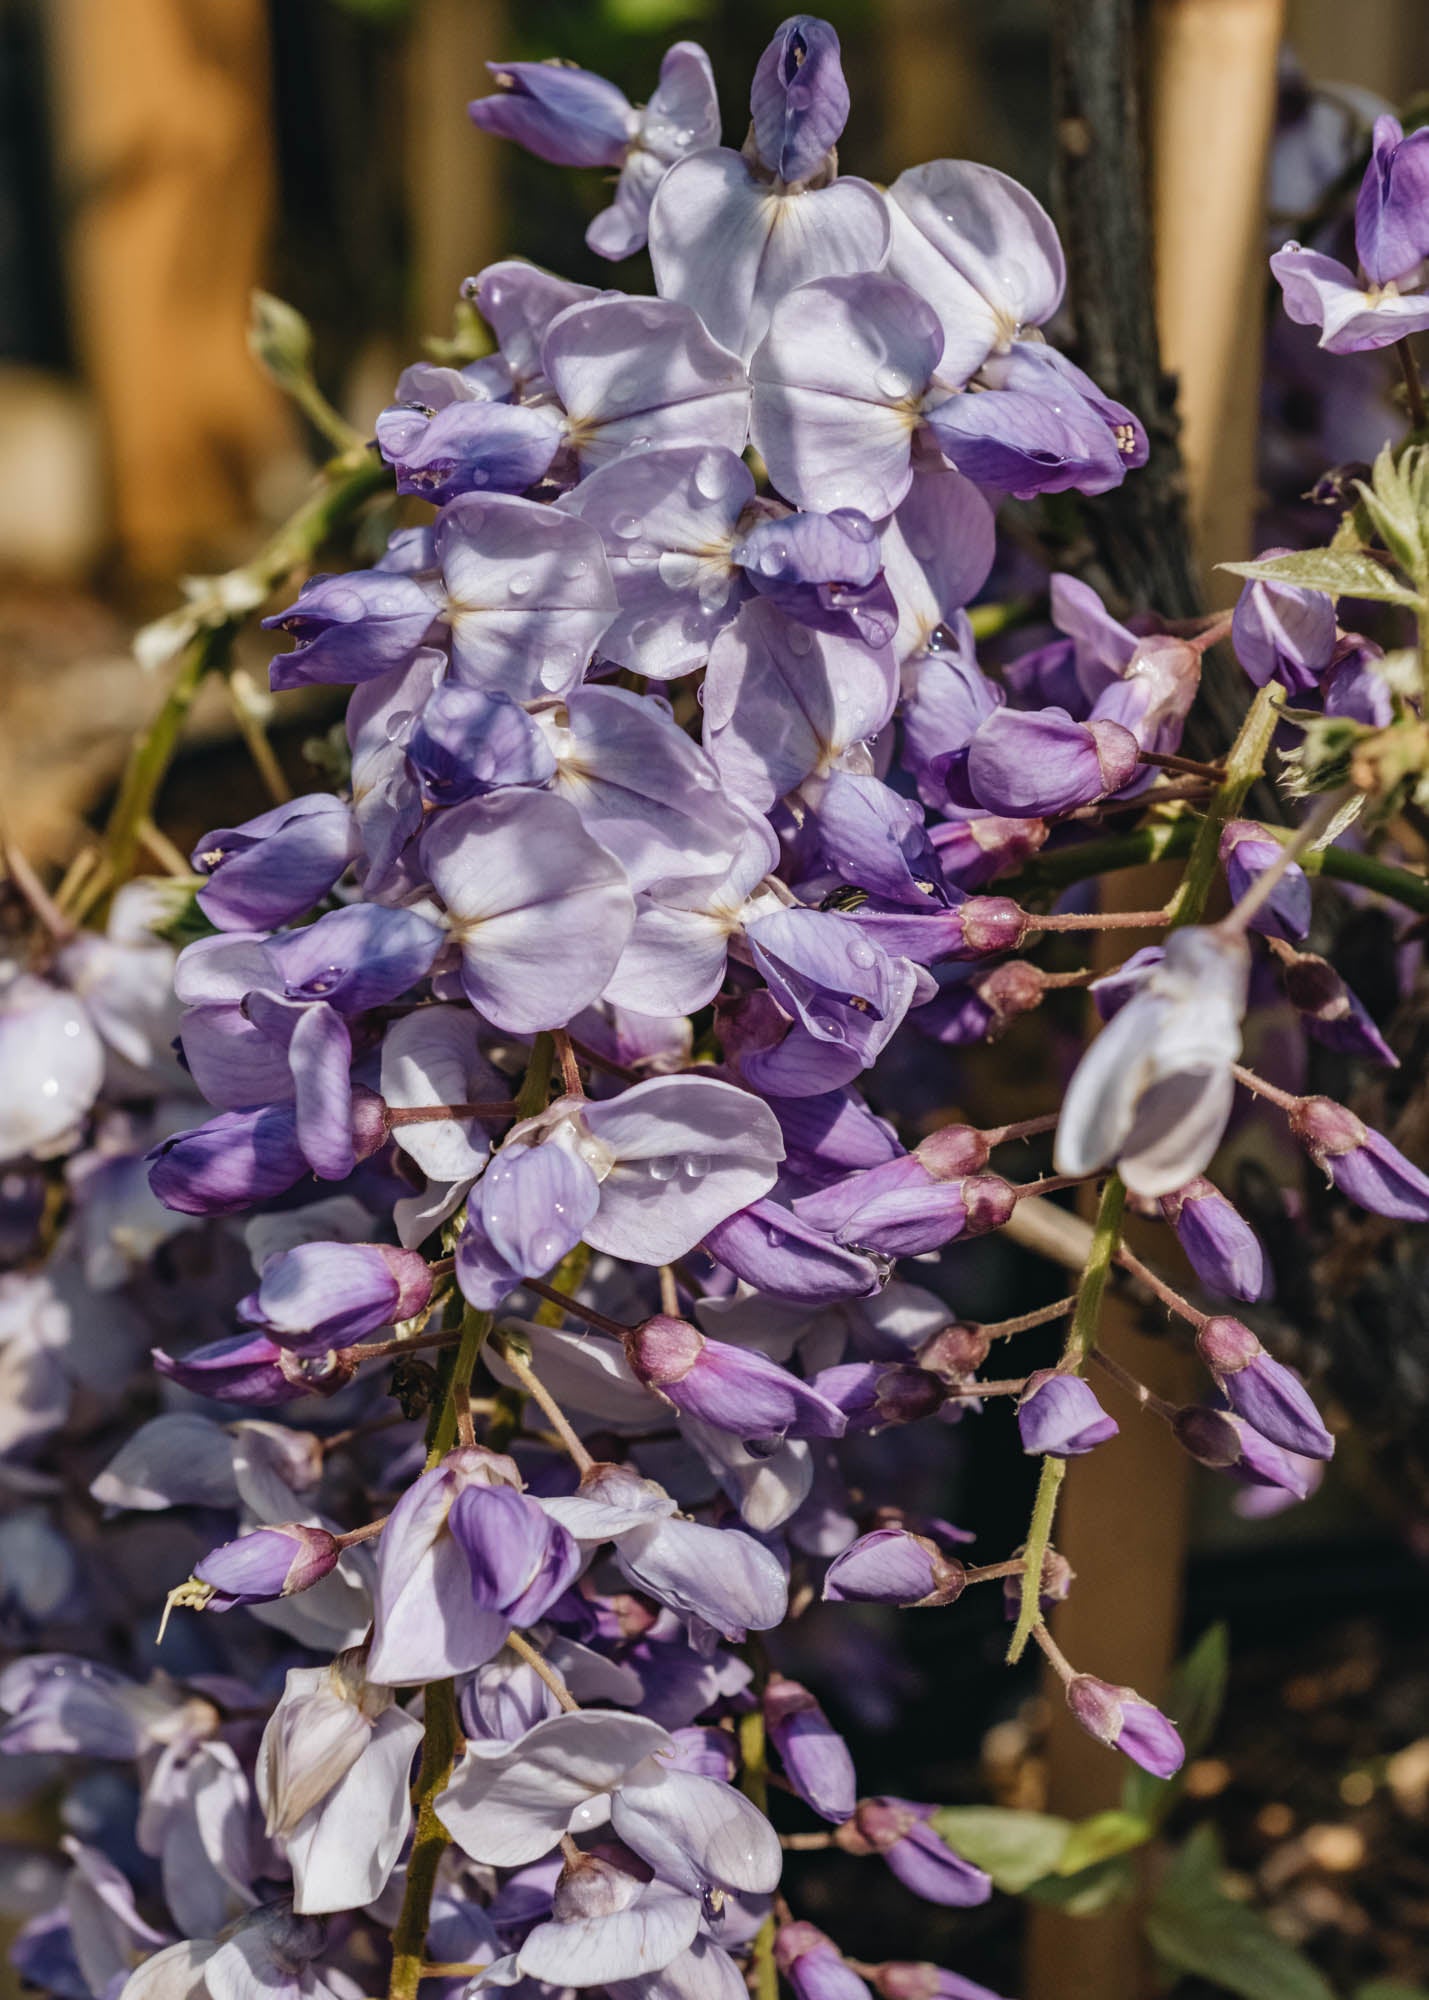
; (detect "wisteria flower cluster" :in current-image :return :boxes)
[5,21,1429,2000]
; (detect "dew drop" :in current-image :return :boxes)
[875,365,914,400]
[627,540,658,568]
[846,939,877,971]
[383,708,415,744]
[612,513,642,541]
[678,1153,709,1181]
[645,1155,679,1182]
[694,450,731,500]
[508,570,534,599]
[786,624,814,656]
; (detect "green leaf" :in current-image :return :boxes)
[1357,1984,1429,2000]
[929,1807,1072,1893]
[1056,1810,1152,1876]
[1025,1856,1136,1916]
[1218,548,1424,609]
[602,0,712,28]
[1146,1825,1336,2000]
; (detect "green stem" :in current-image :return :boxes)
[1007,1175,1125,1666]
[425,1308,492,1466]
[737,1709,779,2000]
[386,1676,462,2000]
[104,447,391,884]
[515,1033,556,1120]
[1166,681,1284,927]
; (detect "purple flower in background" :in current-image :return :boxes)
[624,1314,847,1443]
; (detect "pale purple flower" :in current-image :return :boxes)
[1271,940,1399,1066]
[0,977,104,1163]
[542,293,750,476]
[434,489,617,699]
[1055,924,1249,1198]
[749,17,849,185]
[264,569,440,690]
[408,683,556,802]
[703,1198,884,1303]
[376,386,562,505]
[962,705,1140,817]
[1230,558,1336,693]
[190,796,358,932]
[1270,241,1429,353]
[192,1524,340,1608]
[421,787,634,1033]
[777,1925,872,2000]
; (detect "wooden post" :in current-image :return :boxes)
[1149,0,1286,596]
[404,0,506,342]
[46,0,293,576]
[1028,6,1282,1994]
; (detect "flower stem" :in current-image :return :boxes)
[495,1335,594,1473]
[425,1308,492,1466]
[104,446,390,886]
[506,1631,580,1712]
[738,1707,779,2000]
[1007,1174,1124,1666]
[386,1676,462,2000]
[1165,681,1284,927]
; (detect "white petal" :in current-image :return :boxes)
[438,1711,674,1865]
[380,1007,504,1182]
[287,1707,424,1914]
[611,1764,782,1895]
[518,1882,701,1986]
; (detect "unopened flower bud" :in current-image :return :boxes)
[551,1848,649,1922]
[1267,938,1398,1066]
[1017,1371,1118,1457]
[812,1362,946,1433]
[1001,1546,1073,1622]
[777,1924,873,2000]
[1171,1403,1319,1501]
[916,1323,991,1380]
[1158,1178,1268,1303]
[764,1676,857,1824]
[873,1963,1008,2000]
[1064,1675,1184,1778]
[951,897,1029,957]
[193,1523,341,1609]
[823,1527,965,1607]
[965,959,1049,1039]
[624,1314,846,1442]
[1194,1317,1333,1461]
[1288,1091,1429,1221]
[1219,820,1311,941]
[837,1798,992,1906]
[930,814,1048,891]
[913,1125,990,1179]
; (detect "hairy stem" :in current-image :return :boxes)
[386,1677,462,2000]
[1007,1174,1125,1666]
[104,447,390,885]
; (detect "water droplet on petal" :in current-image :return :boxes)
[645,1155,679,1182]
[876,365,914,400]
[786,625,814,656]
[508,570,534,599]
[612,514,642,541]
[847,939,877,971]
[694,450,732,501]
[678,1153,708,1181]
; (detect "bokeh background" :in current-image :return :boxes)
[2,4,1429,1997]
